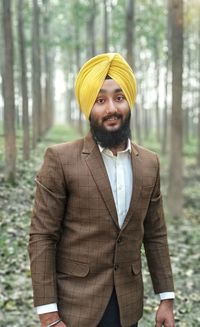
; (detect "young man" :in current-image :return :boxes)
[29,53,175,327]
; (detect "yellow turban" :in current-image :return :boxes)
[74,53,137,119]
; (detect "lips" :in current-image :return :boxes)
[107,117,118,121]
[103,114,122,122]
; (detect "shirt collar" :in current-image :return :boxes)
[98,139,132,155]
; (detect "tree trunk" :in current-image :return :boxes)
[161,54,169,155]
[42,0,54,133]
[155,47,161,142]
[87,0,96,58]
[197,9,200,166]
[184,29,191,144]
[134,103,142,144]
[66,51,74,126]
[144,108,150,140]
[103,0,109,52]
[17,0,30,160]
[168,0,184,217]
[32,0,42,148]
[0,4,4,124]
[2,0,16,183]
[162,4,171,155]
[125,0,135,69]
[74,0,83,135]
[125,0,137,139]
[66,74,73,125]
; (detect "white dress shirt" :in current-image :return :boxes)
[36,140,174,314]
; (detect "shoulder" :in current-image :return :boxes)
[131,142,159,167]
[49,137,84,152]
[43,137,85,163]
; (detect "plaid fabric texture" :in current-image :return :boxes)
[28,132,174,327]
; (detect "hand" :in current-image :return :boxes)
[155,299,175,327]
[39,312,67,327]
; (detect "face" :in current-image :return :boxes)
[90,79,130,132]
[89,79,131,149]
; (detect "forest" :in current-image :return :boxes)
[0,0,200,326]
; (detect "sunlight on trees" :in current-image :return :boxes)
[0,0,199,199]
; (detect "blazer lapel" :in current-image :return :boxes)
[82,133,119,228]
[121,143,142,230]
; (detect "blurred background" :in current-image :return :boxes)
[0,0,200,326]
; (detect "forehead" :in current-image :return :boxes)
[98,79,122,93]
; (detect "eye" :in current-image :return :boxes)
[96,98,105,104]
[116,94,125,102]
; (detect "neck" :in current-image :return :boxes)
[108,140,127,156]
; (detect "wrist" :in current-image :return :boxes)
[39,312,60,326]
[160,299,174,307]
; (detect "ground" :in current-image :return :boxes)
[0,126,200,327]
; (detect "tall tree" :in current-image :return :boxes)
[42,0,54,133]
[103,0,109,52]
[125,0,141,143]
[154,44,161,142]
[161,50,170,155]
[0,3,4,124]
[17,0,30,160]
[32,0,42,148]
[168,0,184,217]
[73,0,83,134]
[86,0,96,58]
[125,0,135,69]
[2,0,16,182]
[162,6,171,155]
[197,8,200,166]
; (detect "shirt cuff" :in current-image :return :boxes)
[36,303,58,314]
[159,292,175,300]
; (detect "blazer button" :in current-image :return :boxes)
[114,264,119,271]
[117,237,122,243]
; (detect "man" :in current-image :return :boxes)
[29,53,175,327]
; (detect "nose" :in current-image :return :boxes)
[106,99,117,115]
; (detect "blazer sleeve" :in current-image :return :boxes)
[28,146,67,307]
[143,155,174,294]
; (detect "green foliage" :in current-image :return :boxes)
[0,126,81,325]
[140,135,200,327]
[0,126,200,325]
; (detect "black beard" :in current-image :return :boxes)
[90,112,131,148]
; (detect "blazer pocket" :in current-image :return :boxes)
[131,260,141,276]
[57,258,89,277]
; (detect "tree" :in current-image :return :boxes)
[32,0,42,148]
[162,3,171,155]
[197,8,200,166]
[125,0,135,69]
[42,0,54,133]
[2,0,16,182]
[86,0,97,58]
[103,0,109,52]
[168,0,184,217]
[125,0,141,143]
[17,0,30,160]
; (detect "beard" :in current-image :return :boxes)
[90,111,131,148]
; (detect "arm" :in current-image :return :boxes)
[143,155,175,326]
[28,147,67,309]
[143,155,174,293]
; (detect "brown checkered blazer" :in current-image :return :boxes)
[28,132,174,327]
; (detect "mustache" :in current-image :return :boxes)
[102,113,122,122]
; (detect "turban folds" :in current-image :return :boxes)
[74,53,137,119]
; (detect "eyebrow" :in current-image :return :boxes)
[98,88,123,94]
